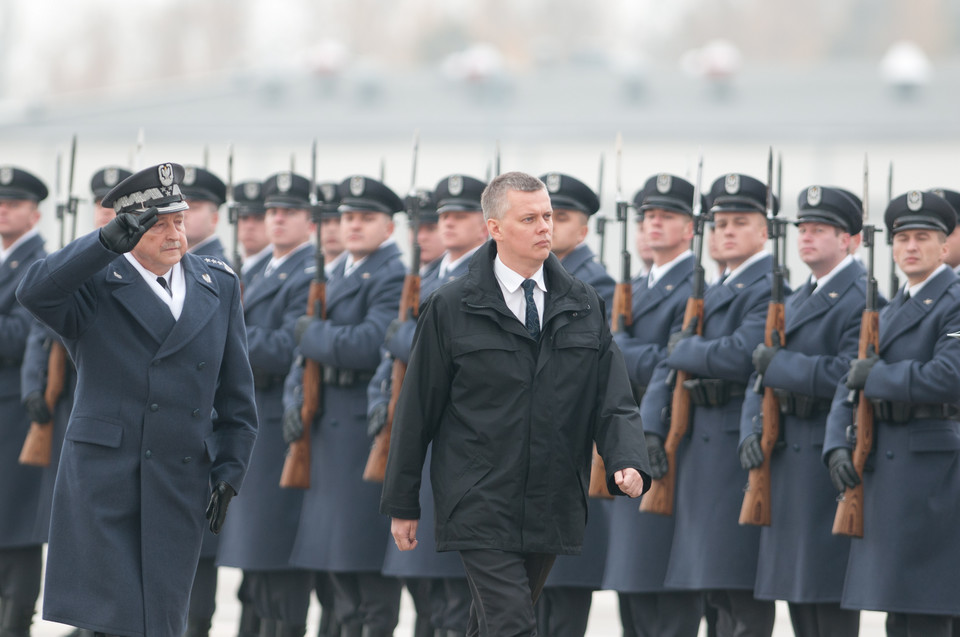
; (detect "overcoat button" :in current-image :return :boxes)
[182,457,192,464]
[150,404,159,412]
[886,450,894,459]
[792,444,801,452]
[192,409,201,418]
[197,362,206,370]
[145,450,152,459]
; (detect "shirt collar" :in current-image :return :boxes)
[809,254,854,292]
[907,263,949,298]
[440,245,481,277]
[648,250,693,287]
[344,237,395,275]
[494,255,546,293]
[723,250,769,286]
[0,229,38,264]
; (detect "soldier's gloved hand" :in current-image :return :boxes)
[384,318,404,345]
[667,316,698,356]
[644,433,668,480]
[23,391,52,424]
[845,344,879,391]
[282,405,304,444]
[294,315,312,346]
[827,447,860,492]
[739,432,764,470]
[205,480,236,534]
[368,403,388,438]
[99,207,159,254]
[751,331,781,376]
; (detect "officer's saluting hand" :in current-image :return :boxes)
[99,206,159,253]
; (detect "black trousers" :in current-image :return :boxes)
[535,587,592,637]
[250,570,313,623]
[786,602,859,637]
[329,571,402,631]
[0,545,42,606]
[459,550,556,637]
[187,556,218,621]
[886,611,955,637]
[618,590,703,637]
[431,577,472,632]
[705,589,775,637]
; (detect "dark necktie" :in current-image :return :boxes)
[521,279,540,340]
[157,276,172,297]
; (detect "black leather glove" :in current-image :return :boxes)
[667,315,699,356]
[99,207,159,254]
[845,344,879,391]
[751,330,781,376]
[644,433,668,480]
[205,480,236,534]
[23,391,52,424]
[384,318,404,345]
[282,405,304,444]
[294,315,312,346]
[367,402,388,438]
[827,447,860,492]
[739,432,764,470]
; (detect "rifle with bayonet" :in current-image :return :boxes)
[280,142,323,489]
[887,162,898,298]
[225,145,243,282]
[639,153,705,515]
[19,136,78,467]
[739,148,784,526]
[364,131,422,483]
[776,154,789,284]
[589,135,627,499]
[595,154,607,269]
[833,156,878,538]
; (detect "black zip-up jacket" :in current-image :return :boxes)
[381,240,650,555]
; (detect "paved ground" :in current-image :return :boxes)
[32,565,888,636]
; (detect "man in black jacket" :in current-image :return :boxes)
[381,171,650,637]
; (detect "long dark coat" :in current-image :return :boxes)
[381,240,650,555]
[286,241,405,572]
[824,267,960,615]
[16,232,258,637]
[0,234,46,549]
[217,244,313,570]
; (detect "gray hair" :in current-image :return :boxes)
[481,171,546,222]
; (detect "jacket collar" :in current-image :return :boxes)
[0,233,44,276]
[880,266,958,351]
[633,253,694,319]
[243,244,314,309]
[326,241,402,310]
[703,253,772,320]
[786,258,863,333]
[559,243,596,274]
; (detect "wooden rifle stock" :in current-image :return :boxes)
[19,341,68,467]
[639,297,703,515]
[588,281,633,499]
[738,303,784,526]
[363,273,420,483]
[279,280,325,489]
[832,308,878,537]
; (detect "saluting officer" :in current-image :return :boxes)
[0,167,47,637]
[182,165,228,260]
[283,176,406,637]
[532,172,614,637]
[233,180,272,281]
[217,171,317,637]
[374,175,488,637]
[653,173,781,636]
[607,174,704,637]
[824,191,960,637]
[742,186,868,637]
[17,163,258,637]
[540,172,614,308]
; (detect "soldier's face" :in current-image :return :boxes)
[320,217,344,259]
[131,212,187,275]
[93,202,116,230]
[711,211,767,269]
[238,214,269,257]
[184,199,219,246]
[641,208,694,255]
[0,198,40,248]
[439,210,487,259]
[487,189,553,275]
[549,209,588,260]
[893,228,948,284]
[342,211,394,259]
[797,222,850,274]
[944,226,960,268]
[266,207,313,257]
[417,222,444,265]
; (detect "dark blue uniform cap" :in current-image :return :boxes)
[539,173,599,216]
[795,185,863,234]
[232,180,266,218]
[434,175,486,214]
[928,188,960,226]
[101,163,189,215]
[707,173,778,216]
[0,166,48,202]
[180,166,227,206]
[633,173,705,217]
[413,188,439,224]
[317,181,341,219]
[91,167,133,202]
[338,176,403,216]
[262,172,313,210]
[885,190,957,235]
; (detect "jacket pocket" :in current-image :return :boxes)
[451,334,521,357]
[553,330,601,351]
[65,417,123,448]
[437,455,494,524]
[909,425,960,453]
